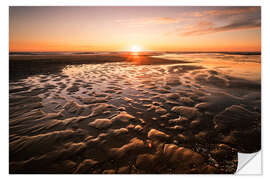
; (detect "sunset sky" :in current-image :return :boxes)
[9,6,261,52]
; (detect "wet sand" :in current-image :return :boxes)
[9,52,261,174]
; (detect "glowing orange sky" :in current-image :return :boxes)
[9,7,261,52]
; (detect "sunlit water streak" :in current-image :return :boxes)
[153,53,261,81]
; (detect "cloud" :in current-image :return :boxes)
[152,17,180,24]
[181,19,260,36]
[116,17,180,26]
[115,7,260,36]
[189,7,259,18]
[179,7,261,36]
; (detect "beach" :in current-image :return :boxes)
[9,52,261,174]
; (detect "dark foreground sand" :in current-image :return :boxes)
[9,53,261,174]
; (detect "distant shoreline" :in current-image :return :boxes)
[9,51,261,56]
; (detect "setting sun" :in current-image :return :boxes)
[130,45,141,52]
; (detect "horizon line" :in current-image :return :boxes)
[9,50,262,53]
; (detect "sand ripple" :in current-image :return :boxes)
[9,58,260,173]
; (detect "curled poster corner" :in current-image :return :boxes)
[236,151,262,174]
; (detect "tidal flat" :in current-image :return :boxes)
[9,52,261,174]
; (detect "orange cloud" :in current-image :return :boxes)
[116,17,180,26]
[188,7,259,18]
[179,7,260,36]
[181,19,260,36]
